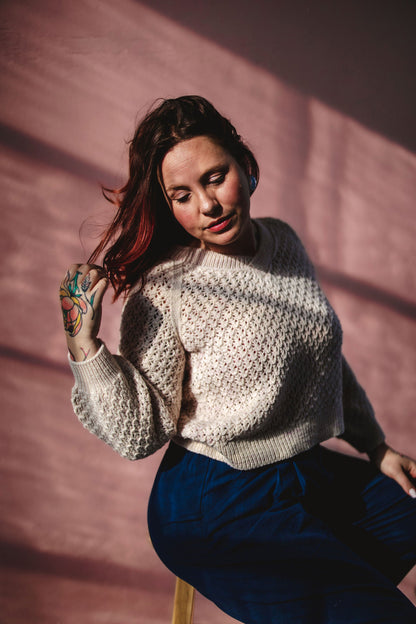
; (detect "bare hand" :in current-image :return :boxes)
[59,264,108,361]
[369,442,416,499]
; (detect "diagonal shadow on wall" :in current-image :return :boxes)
[136,0,416,153]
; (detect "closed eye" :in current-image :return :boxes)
[201,164,229,187]
[174,193,191,204]
[209,172,226,185]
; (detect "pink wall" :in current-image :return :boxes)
[1,1,415,621]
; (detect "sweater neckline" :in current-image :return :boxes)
[172,219,275,271]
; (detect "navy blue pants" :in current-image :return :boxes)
[148,443,416,623]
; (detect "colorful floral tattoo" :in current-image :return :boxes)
[60,270,96,337]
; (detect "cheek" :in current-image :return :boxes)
[219,176,249,206]
[172,208,199,232]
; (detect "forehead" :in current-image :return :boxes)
[161,136,231,184]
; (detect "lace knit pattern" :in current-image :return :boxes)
[70,218,384,469]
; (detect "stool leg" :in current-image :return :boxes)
[172,577,195,624]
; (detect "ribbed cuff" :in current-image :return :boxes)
[69,342,121,393]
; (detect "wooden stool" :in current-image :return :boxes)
[172,577,195,624]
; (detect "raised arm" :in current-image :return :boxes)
[59,265,185,460]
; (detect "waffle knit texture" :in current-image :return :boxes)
[70,218,384,469]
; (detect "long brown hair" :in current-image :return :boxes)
[89,95,259,299]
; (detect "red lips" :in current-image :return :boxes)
[206,214,234,232]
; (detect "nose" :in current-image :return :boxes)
[199,190,221,216]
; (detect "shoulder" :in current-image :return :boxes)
[121,258,179,324]
[127,254,182,299]
[255,217,310,257]
[256,217,302,243]
[255,217,315,276]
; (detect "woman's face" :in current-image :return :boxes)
[160,136,255,255]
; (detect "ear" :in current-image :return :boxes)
[249,175,257,194]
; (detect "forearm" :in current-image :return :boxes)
[63,263,185,460]
[338,356,385,453]
[70,343,179,459]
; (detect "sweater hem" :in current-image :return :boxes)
[174,420,345,470]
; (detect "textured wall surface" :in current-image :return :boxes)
[1,1,415,621]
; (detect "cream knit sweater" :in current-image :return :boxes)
[70,218,384,469]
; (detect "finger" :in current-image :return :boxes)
[398,475,416,498]
[61,264,92,290]
[61,264,81,286]
[402,458,416,498]
[87,263,106,273]
[89,275,109,305]
[404,458,416,480]
[389,464,416,498]
[80,267,107,294]
[395,455,416,479]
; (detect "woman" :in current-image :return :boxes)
[60,95,416,623]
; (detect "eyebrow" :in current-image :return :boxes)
[165,164,229,193]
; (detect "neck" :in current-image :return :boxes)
[202,219,258,257]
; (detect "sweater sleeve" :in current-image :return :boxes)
[337,356,385,453]
[69,270,185,460]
